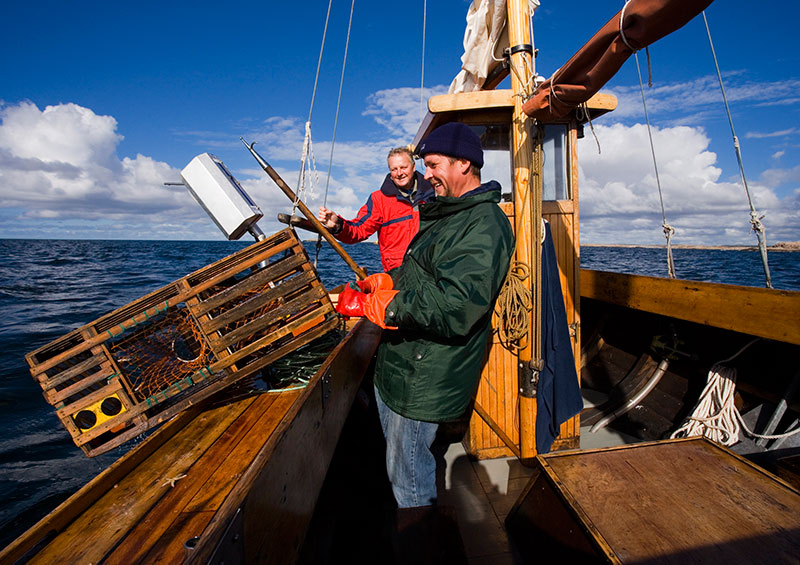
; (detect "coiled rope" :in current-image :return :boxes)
[671,340,800,446]
[495,261,532,352]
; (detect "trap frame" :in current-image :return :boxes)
[27,228,339,456]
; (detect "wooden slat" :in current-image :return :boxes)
[190,253,307,317]
[209,286,329,350]
[542,439,800,561]
[104,392,289,564]
[581,269,800,345]
[47,363,116,404]
[428,89,513,113]
[198,269,317,333]
[25,398,256,564]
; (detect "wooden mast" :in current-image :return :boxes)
[506,0,541,460]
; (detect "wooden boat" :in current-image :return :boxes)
[1,314,381,564]
[5,0,800,562]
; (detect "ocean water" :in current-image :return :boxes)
[0,237,797,547]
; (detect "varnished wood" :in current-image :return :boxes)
[187,321,382,564]
[428,89,514,113]
[507,438,800,562]
[426,90,616,119]
[581,269,800,345]
[507,0,539,460]
[104,392,293,563]
[5,320,382,564]
[24,398,256,564]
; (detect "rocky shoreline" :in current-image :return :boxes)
[583,241,800,251]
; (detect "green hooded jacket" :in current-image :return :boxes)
[374,181,514,422]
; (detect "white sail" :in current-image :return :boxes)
[449,0,540,93]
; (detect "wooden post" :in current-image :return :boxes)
[506,0,541,460]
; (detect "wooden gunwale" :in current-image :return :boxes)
[581,268,800,345]
[2,319,381,564]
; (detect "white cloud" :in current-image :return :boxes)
[364,86,449,139]
[0,101,212,238]
[603,75,800,122]
[3,88,796,246]
[578,123,800,244]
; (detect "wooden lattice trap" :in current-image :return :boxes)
[26,228,340,456]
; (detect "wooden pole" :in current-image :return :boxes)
[506,0,541,460]
[242,138,368,280]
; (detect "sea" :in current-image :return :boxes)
[0,237,798,548]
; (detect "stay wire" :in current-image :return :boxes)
[420,0,427,123]
[296,0,333,224]
[632,50,676,279]
[702,11,772,288]
[315,0,356,265]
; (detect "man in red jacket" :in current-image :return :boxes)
[317,147,433,272]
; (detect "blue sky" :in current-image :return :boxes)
[1,0,798,245]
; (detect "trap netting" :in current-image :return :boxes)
[27,228,339,456]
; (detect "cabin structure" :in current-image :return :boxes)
[413,88,616,460]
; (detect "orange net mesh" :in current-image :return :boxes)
[110,307,212,400]
[108,280,284,402]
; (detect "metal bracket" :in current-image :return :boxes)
[321,370,332,409]
[506,43,534,57]
[519,358,543,398]
[205,507,243,564]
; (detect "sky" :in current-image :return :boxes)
[1,0,798,245]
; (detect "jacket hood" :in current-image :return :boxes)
[421,180,502,220]
[380,171,433,205]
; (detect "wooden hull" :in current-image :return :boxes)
[0,320,381,564]
[580,269,800,454]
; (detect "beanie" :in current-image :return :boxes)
[417,122,484,168]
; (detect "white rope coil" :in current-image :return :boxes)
[671,363,800,446]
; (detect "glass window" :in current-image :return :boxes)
[542,125,569,201]
[470,124,513,201]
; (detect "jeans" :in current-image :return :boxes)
[374,385,439,508]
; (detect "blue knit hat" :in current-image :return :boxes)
[417,122,484,168]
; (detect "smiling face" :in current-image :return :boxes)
[388,154,416,190]
[423,154,474,198]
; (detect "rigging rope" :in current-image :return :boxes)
[313,0,356,265]
[632,48,676,278]
[671,340,800,446]
[702,12,773,289]
[295,0,334,230]
[420,0,427,122]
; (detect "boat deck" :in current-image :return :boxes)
[299,387,636,564]
[437,424,634,564]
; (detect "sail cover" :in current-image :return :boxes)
[522,0,713,120]
[450,0,540,93]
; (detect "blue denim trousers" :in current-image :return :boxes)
[374,385,439,508]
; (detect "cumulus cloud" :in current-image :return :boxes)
[0,101,213,238]
[2,84,797,246]
[364,86,449,139]
[578,123,800,244]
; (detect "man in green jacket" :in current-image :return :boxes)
[337,122,514,517]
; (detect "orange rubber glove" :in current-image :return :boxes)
[336,284,398,329]
[356,272,393,293]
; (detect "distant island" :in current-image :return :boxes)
[583,241,800,252]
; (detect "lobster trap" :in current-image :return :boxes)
[27,228,340,456]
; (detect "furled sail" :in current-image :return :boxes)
[450,0,540,94]
[522,0,713,120]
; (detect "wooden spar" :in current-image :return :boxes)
[242,138,368,280]
[506,0,541,460]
